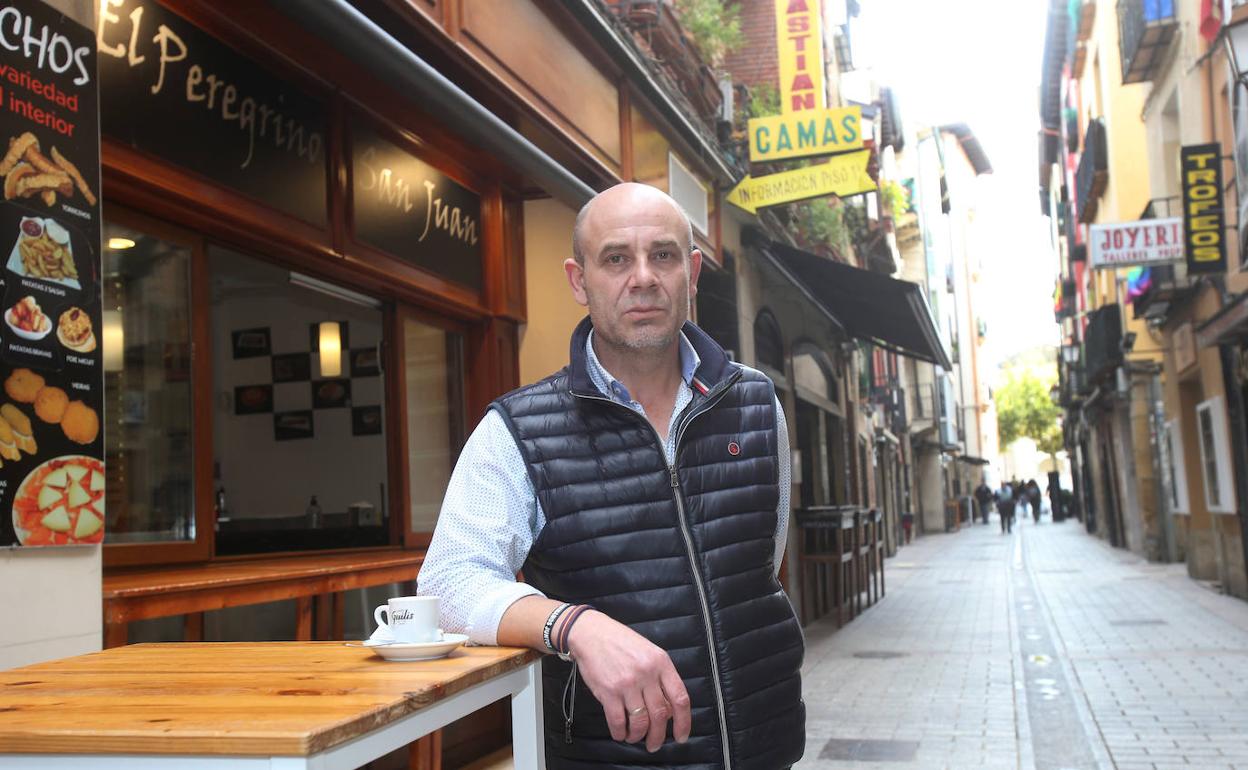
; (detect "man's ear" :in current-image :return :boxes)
[688,248,703,299]
[564,257,589,307]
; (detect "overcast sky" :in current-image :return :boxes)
[854,0,1059,374]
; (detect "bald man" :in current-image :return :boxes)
[419,183,805,769]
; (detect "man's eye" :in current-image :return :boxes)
[606,254,625,265]
[655,251,672,261]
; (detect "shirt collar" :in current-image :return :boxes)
[585,329,701,404]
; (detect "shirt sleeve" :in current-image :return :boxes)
[417,410,545,645]
[774,395,791,575]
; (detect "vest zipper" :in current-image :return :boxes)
[572,370,741,767]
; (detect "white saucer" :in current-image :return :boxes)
[361,633,469,661]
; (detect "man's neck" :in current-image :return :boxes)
[591,335,683,407]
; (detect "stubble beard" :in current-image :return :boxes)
[588,287,690,354]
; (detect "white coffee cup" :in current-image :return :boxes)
[374,595,441,643]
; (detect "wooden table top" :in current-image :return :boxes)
[0,642,538,756]
[103,551,425,598]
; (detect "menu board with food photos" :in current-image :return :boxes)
[0,2,104,547]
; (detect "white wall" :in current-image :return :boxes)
[210,248,387,521]
[0,546,100,667]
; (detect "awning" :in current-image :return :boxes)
[956,455,991,466]
[757,239,953,370]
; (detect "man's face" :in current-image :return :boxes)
[565,186,702,353]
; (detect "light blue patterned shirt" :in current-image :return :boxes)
[418,331,791,645]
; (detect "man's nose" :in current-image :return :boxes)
[627,255,659,288]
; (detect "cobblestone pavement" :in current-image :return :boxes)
[795,515,1248,770]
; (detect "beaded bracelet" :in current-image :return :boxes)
[542,602,573,653]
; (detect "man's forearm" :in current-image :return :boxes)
[497,594,566,650]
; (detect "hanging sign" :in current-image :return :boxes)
[1088,218,1184,269]
[748,106,862,163]
[726,150,875,214]
[776,0,824,114]
[1179,143,1226,274]
[0,1,104,548]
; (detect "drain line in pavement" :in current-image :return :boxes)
[1013,527,1113,770]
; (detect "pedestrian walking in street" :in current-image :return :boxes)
[417,182,805,769]
[996,481,1015,534]
[974,481,994,525]
[1027,479,1042,524]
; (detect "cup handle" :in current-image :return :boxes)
[374,605,389,629]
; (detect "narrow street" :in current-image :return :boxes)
[798,517,1248,770]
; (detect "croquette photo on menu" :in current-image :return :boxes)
[0,4,105,548]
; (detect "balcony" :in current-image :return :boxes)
[1130,262,1198,323]
[1118,0,1177,84]
[1055,278,1077,321]
[1084,304,1124,386]
[1076,118,1108,223]
[605,0,724,123]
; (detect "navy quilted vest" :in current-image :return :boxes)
[491,318,805,770]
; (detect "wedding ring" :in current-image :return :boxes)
[628,705,647,717]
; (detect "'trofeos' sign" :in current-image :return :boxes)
[1180,143,1226,274]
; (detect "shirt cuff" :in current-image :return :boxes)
[465,581,546,646]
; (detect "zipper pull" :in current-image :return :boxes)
[670,469,680,488]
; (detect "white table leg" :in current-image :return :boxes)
[510,660,544,770]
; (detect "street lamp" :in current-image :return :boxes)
[1225,20,1248,86]
[1061,344,1080,365]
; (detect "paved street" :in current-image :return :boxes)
[797,515,1248,770]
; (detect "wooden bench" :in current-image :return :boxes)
[102,550,424,649]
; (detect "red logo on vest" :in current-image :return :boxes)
[727,441,741,456]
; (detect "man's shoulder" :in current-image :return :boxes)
[490,367,572,414]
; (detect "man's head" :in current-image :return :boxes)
[565,183,702,354]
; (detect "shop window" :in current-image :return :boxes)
[101,209,466,564]
[103,221,198,549]
[753,309,785,379]
[1196,397,1236,514]
[404,314,460,538]
[1165,418,1189,513]
[209,247,389,556]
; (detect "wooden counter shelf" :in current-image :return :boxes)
[102,550,425,648]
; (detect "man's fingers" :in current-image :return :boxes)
[641,684,672,753]
[659,663,692,744]
[623,699,649,744]
[602,699,627,742]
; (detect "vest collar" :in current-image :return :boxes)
[567,316,737,398]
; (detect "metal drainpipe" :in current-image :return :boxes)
[271,0,597,209]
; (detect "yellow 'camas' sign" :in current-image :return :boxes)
[748,106,862,163]
[776,0,824,114]
[726,150,875,214]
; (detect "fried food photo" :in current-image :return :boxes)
[16,221,76,282]
[4,368,44,404]
[56,306,94,352]
[0,132,95,208]
[33,386,68,424]
[5,295,51,339]
[61,400,99,445]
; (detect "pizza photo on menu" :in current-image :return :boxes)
[12,455,105,545]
